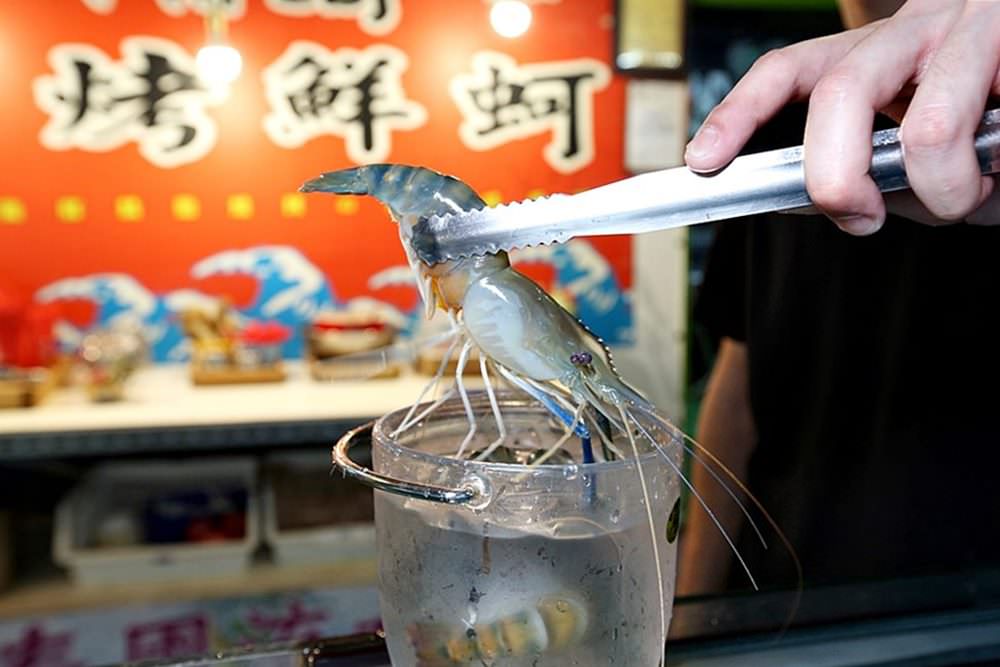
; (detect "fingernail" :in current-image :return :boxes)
[837,215,882,236]
[685,124,720,161]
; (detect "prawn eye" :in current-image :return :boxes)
[570,351,593,366]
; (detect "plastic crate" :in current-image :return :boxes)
[261,450,374,568]
[54,458,259,586]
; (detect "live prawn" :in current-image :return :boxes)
[301,164,797,665]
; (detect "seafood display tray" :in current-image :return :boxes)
[415,344,482,376]
[0,369,57,409]
[306,353,401,382]
[190,362,287,385]
[0,362,485,461]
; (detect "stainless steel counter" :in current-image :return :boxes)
[113,590,1000,667]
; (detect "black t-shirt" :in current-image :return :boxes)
[694,104,1000,591]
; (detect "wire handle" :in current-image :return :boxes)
[332,421,481,505]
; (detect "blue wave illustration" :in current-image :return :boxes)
[33,242,632,363]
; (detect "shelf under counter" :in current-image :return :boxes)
[0,362,478,461]
[0,557,377,621]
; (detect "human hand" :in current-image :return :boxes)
[684,0,1000,234]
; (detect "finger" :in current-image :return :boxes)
[781,178,998,227]
[966,177,1000,226]
[881,175,995,226]
[881,191,948,226]
[900,4,1000,220]
[803,16,930,234]
[684,26,879,173]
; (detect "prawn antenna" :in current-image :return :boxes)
[618,404,666,667]
[587,397,758,591]
[630,404,804,635]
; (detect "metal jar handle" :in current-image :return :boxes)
[333,420,481,505]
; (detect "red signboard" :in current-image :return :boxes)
[0,0,632,362]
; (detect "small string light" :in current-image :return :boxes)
[195,0,242,90]
[490,0,532,38]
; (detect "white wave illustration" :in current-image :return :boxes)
[164,288,229,318]
[339,297,409,329]
[35,273,157,320]
[368,265,417,290]
[191,246,331,318]
[511,240,612,298]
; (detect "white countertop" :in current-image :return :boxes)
[0,362,467,435]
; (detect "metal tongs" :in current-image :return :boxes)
[411,108,1000,265]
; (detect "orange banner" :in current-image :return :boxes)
[0,0,632,362]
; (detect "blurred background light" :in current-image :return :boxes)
[490,0,532,38]
[196,43,242,88]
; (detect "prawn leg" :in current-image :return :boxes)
[393,333,460,437]
[594,413,619,461]
[472,358,507,461]
[398,388,457,436]
[453,340,477,459]
[493,365,594,463]
[528,403,585,468]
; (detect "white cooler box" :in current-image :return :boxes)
[262,450,375,568]
[54,457,259,586]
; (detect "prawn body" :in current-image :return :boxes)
[301,164,648,420]
[461,271,646,406]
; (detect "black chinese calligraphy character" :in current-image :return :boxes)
[285,56,401,153]
[264,0,400,35]
[468,68,596,160]
[452,52,611,173]
[55,60,109,126]
[103,52,202,150]
[34,38,221,168]
[263,43,425,163]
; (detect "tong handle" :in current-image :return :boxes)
[671,107,1000,225]
[867,108,1000,193]
[409,108,1000,265]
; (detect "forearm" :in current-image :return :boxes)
[676,338,757,596]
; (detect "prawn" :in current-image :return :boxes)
[407,594,587,666]
[301,164,799,665]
